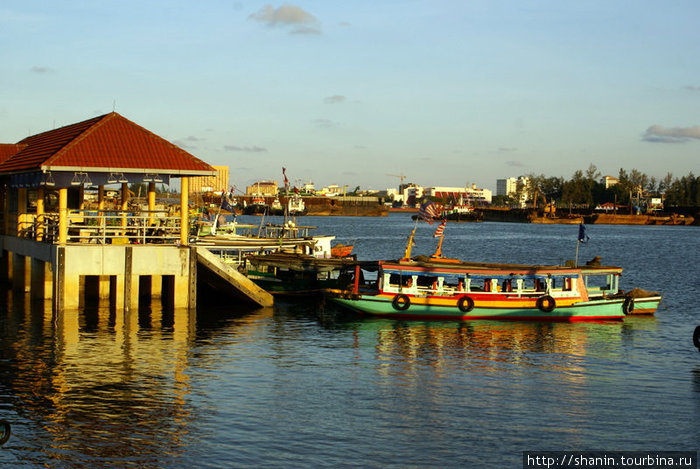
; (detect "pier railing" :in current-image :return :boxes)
[18,210,183,245]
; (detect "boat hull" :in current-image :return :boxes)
[329,294,627,321]
[626,295,662,315]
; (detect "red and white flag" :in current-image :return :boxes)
[282,167,290,191]
[433,220,446,237]
[418,202,440,224]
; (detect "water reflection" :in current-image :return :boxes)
[0,288,688,467]
[0,291,199,466]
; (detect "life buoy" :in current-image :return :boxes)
[622,297,634,315]
[693,326,700,351]
[392,294,411,311]
[457,295,474,313]
[0,420,10,446]
[536,295,556,313]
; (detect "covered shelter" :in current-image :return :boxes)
[0,112,218,311]
[0,112,216,245]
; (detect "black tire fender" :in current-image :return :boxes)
[0,420,10,446]
[392,294,411,311]
[693,326,700,351]
[536,295,556,313]
[622,297,634,315]
[457,295,474,313]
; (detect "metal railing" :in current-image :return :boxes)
[18,210,183,245]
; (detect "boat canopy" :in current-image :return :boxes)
[381,267,580,281]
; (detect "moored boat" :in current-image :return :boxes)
[330,243,354,258]
[327,257,630,321]
[325,224,660,321]
[579,261,662,314]
[245,252,370,296]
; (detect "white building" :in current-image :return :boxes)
[496,176,530,207]
[601,175,619,189]
[425,185,492,205]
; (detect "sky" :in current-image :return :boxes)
[1,1,699,193]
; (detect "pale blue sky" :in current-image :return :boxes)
[1,1,699,192]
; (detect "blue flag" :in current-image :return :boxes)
[578,223,589,243]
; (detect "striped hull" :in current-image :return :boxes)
[330,294,627,321]
[627,296,662,315]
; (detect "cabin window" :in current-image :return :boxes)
[389,273,401,287]
[562,277,573,291]
[501,279,513,292]
[442,277,464,293]
[584,274,616,293]
[416,276,438,288]
[534,278,545,292]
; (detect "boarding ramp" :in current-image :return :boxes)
[195,246,274,307]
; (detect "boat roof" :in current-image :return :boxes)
[378,256,622,277]
[247,252,378,272]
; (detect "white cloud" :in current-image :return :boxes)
[643,125,700,143]
[249,4,321,34]
[324,95,346,104]
[224,145,268,152]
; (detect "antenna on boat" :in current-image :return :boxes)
[574,223,589,266]
[432,230,445,258]
[402,220,418,260]
[430,219,447,259]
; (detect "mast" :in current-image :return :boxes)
[402,226,417,260]
[432,231,445,258]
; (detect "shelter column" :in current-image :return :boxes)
[16,188,27,236]
[58,187,68,245]
[121,182,129,231]
[148,182,156,226]
[180,177,189,246]
[2,186,9,236]
[36,187,45,242]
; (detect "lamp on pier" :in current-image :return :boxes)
[70,172,92,186]
[41,171,56,187]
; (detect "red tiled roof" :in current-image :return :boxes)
[0,113,215,175]
[0,144,26,165]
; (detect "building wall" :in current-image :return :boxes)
[189,165,229,194]
[246,181,278,196]
[425,186,493,204]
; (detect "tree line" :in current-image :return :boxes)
[492,164,700,209]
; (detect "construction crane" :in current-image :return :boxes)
[386,173,407,190]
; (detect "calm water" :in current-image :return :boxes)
[1,214,699,468]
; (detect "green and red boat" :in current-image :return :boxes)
[326,227,661,321]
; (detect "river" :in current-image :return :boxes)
[1,214,698,467]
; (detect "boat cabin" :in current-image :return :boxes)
[373,261,591,302]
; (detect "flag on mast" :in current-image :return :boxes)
[282,167,290,192]
[578,223,589,244]
[418,202,440,224]
[433,220,446,237]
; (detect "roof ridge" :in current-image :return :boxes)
[110,114,218,169]
[42,113,113,168]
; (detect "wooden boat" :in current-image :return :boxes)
[327,258,632,321]
[326,227,659,321]
[330,243,354,258]
[192,220,337,260]
[245,252,371,296]
[578,260,661,314]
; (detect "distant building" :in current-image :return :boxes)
[318,184,345,196]
[246,180,278,196]
[496,176,530,207]
[189,165,229,194]
[601,175,619,189]
[425,185,492,205]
